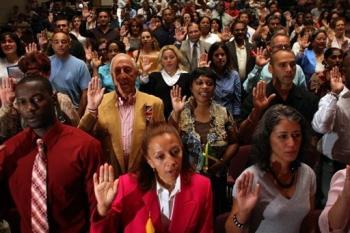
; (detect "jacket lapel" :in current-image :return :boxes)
[103,93,126,173]
[169,181,195,232]
[142,190,163,233]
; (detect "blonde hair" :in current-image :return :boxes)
[157,45,189,72]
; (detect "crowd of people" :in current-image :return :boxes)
[1,0,350,232]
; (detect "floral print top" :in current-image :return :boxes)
[178,97,237,173]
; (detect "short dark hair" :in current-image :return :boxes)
[54,14,69,23]
[190,67,218,86]
[16,73,53,95]
[107,39,126,54]
[270,49,294,65]
[0,32,25,58]
[135,122,193,191]
[251,105,310,172]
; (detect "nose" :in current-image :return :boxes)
[285,135,297,147]
[164,154,176,167]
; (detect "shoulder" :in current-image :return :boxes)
[186,173,211,190]
[299,163,316,177]
[137,91,163,104]
[69,55,86,66]
[60,124,101,146]
[119,173,138,187]
[100,92,116,107]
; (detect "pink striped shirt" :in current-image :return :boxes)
[117,98,135,166]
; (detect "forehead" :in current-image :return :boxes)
[272,51,295,63]
[194,75,214,82]
[56,20,68,25]
[141,31,151,36]
[272,35,289,45]
[16,81,48,97]
[272,119,301,132]
[188,24,199,31]
[98,12,109,17]
[234,23,245,29]
[162,49,176,56]
[112,56,136,68]
[52,32,69,40]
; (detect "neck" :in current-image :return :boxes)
[99,24,109,32]
[314,47,324,55]
[165,68,177,76]
[33,120,55,138]
[116,87,136,99]
[143,45,153,53]
[56,53,69,59]
[202,31,209,37]
[235,38,244,46]
[6,54,18,63]
[335,33,344,39]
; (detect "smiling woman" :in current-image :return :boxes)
[0,32,25,80]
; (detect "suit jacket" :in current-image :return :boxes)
[226,39,255,81]
[180,39,211,70]
[90,173,213,233]
[78,91,165,177]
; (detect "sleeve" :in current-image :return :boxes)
[90,176,124,233]
[319,170,348,233]
[243,65,262,93]
[78,112,98,133]
[81,138,104,214]
[78,62,91,91]
[79,19,94,38]
[296,65,307,89]
[232,71,241,117]
[311,94,338,134]
[198,178,214,233]
[0,106,20,142]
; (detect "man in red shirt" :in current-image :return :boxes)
[0,74,103,232]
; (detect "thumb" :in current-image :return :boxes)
[267,93,276,103]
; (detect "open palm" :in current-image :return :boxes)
[170,85,186,113]
[93,164,119,216]
[87,76,105,110]
[236,172,260,216]
[252,81,276,111]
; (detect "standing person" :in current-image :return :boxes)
[139,45,191,118]
[0,32,25,81]
[0,74,103,232]
[225,105,316,233]
[90,122,213,233]
[49,31,91,116]
[154,8,176,48]
[180,23,210,71]
[208,42,241,118]
[80,9,119,45]
[79,53,165,178]
[199,16,221,45]
[70,15,87,46]
[226,21,256,83]
[329,17,350,51]
[169,67,239,216]
[132,29,160,77]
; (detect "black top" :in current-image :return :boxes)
[241,82,319,124]
[139,72,191,118]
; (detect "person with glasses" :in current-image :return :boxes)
[243,32,307,95]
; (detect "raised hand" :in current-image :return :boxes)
[330,66,344,95]
[170,85,186,114]
[25,42,38,54]
[87,76,105,111]
[91,51,102,70]
[298,35,310,51]
[93,163,119,216]
[0,77,16,107]
[236,172,260,218]
[82,6,90,19]
[140,56,153,74]
[252,81,276,111]
[37,31,48,50]
[220,27,232,42]
[175,27,187,43]
[85,46,93,63]
[253,47,269,67]
[120,25,128,38]
[198,53,209,67]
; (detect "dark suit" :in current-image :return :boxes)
[226,39,255,81]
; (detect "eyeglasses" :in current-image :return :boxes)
[271,44,291,52]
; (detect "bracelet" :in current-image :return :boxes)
[233,214,245,229]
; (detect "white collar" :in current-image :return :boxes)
[161,69,183,86]
[156,174,181,197]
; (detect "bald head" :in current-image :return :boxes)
[110,53,138,97]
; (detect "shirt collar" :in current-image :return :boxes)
[156,175,181,197]
[115,89,136,106]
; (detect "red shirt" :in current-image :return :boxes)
[0,122,103,232]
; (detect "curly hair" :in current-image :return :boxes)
[251,104,310,172]
[0,32,25,58]
[134,122,193,191]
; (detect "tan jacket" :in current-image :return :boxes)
[78,91,165,177]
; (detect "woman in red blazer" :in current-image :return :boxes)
[90,122,213,233]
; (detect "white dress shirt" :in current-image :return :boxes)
[156,175,181,219]
[312,86,350,163]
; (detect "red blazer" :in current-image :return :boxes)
[90,173,213,233]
